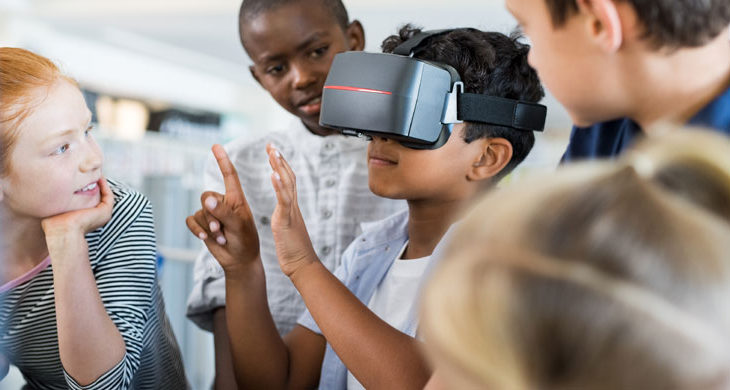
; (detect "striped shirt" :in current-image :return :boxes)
[186,120,406,334]
[0,179,188,390]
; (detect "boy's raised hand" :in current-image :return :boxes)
[186,145,260,272]
[266,143,318,278]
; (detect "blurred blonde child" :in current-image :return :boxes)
[422,129,730,390]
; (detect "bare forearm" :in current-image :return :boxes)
[49,235,126,386]
[212,309,239,390]
[224,261,290,389]
[291,261,431,389]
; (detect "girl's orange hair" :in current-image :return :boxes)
[0,47,74,173]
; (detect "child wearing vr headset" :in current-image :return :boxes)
[186,25,545,389]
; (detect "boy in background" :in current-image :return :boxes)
[505,0,730,159]
[185,1,403,388]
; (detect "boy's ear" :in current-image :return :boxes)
[346,20,366,51]
[577,0,623,52]
[467,138,513,182]
[249,65,262,87]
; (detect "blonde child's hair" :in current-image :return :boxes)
[421,128,730,389]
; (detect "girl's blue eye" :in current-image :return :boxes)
[54,144,70,155]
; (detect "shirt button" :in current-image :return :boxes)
[324,142,335,151]
[322,210,333,219]
[325,179,337,188]
[321,246,332,255]
[260,216,270,226]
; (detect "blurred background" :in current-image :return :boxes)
[0,0,572,388]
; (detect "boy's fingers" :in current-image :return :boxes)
[277,151,297,196]
[273,154,297,202]
[271,174,293,227]
[186,214,210,241]
[200,191,224,207]
[201,207,227,245]
[187,213,226,247]
[202,191,250,234]
[267,145,297,199]
[212,145,246,203]
[271,172,292,208]
[200,192,225,232]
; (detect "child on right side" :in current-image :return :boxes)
[186,25,545,389]
[504,0,730,160]
[420,129,730,389]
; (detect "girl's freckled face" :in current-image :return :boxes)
[1,79,103,219]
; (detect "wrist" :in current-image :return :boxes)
[42,222,85,241]
[223,258,264,282]
[45,229,86,252]
[288,259,322,286]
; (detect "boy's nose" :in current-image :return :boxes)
[291,63,316,90]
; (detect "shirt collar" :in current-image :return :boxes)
[358,210,411,250]
[688,83,730,130]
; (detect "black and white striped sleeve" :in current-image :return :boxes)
[62,187,159,390]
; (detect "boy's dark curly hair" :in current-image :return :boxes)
[382,25,545,180]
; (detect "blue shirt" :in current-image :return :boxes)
[297,210,447,390]
[562,84,730,161]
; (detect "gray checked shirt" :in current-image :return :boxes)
[186,120,405,334]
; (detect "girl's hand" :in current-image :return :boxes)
[41,178,114,240]
[186,145,261,274]
[266,144,318,278]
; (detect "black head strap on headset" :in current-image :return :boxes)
[393,29,547,132]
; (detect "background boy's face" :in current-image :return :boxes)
[505,0,625,126]
[366,125,486,201]
[242,2,363,133]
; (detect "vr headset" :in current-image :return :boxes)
[319,29,548,149]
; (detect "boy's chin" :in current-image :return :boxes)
[569,110,607,128]
[298,114,321,129]
[572,118,599,128]
[368,182,406,200]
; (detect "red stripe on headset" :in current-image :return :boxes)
[324,86,392,95]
